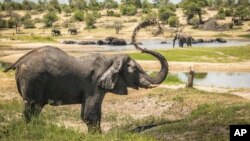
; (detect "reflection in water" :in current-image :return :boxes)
[101,39,250,51]
[175,72,250,88]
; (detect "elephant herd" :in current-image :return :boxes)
[51,28,78,36]
[63,36,128,46]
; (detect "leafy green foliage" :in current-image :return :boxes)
[158,6,175,21]
[23,19,35,29]
[85,13,96,29]
[120,4,137,16]
[43,12,58,27]
[73,10,84,21]
[168,16,180,27]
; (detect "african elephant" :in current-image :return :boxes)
[97,40,107,45]
[51,29,61,36]
[232,17,242,25]
[105,37,127,46]
[173,33,193,48]
[68,28,77,35]
[3,20,168,133]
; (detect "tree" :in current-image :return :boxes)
[49,0,61,13]
[103,0,118,13]
[181,0,208,24]
[10,12,22,33]
[123,0,142,8]
[74,10,84,21]
[85,12,96,29]
[142,0,152,14]
[64,6,72,16]
[168,16,180,27]
[120,4,137,16]
[43,11,58,27]
[88,0,101,10]
[235,5,250,20]
[72,0,87,10]
[158,6,175,21]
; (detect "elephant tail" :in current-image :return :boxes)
[3,47,44,72]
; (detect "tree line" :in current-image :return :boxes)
[0,0,249,33]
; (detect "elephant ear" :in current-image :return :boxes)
[97,56,128,92]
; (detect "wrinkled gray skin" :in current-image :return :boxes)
[4,47,168,133]
[51,29,61,36]
[173,33,193,48]
[68,28,77,35]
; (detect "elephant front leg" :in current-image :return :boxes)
[81,93,105,133]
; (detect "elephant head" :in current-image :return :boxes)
[98,19,168,93]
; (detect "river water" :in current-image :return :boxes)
[100,39,250,51]
[172,72,250,88]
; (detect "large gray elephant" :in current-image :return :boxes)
[173,33,193,48]
[3,20,168,133]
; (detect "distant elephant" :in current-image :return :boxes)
[105,36,127,46]
[215,38,227,43]
[232,17,242,25]
[63,40,77,44]
[68,28,77,35]
[173,33,193,48]
[78,41,96,45]
[3,20,168,133]
[51,29,61,36]
[97,40,107,45]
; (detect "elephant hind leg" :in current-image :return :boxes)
[23,101,44,122]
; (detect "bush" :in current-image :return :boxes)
[23,19,35,28]
[43,12,58,27]
[64,6,72,16]
[190,16,199,28]
[216,13,226,19]
[92,11,101,19]
[168,16,180,27]
[7,19,15,28]
[107,10,120,17]
[34,18,43,23]
[225,8,234,17]
[0,18,7,28]
[85,13,96,29]
[74,10,84,21]
[120,4,137,16]
[158,6,175,21]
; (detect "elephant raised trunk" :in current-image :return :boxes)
[132,19,168,85]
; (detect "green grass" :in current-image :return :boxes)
[146,103,250,140]
[149,72,183,84]
[129,46,250,63]
[1,35,57,43]
[239,34,250,38]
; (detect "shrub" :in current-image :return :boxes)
[7,18,15,28]
[168,16,180,27]
[21,13,31,22]
[190,16,199,28]
[0,18,7,28]
[64,6,72,16]
[158,6,175,21]
[120,4,137,16]
[85,13,96,29]
[74,10,84,21]
[43,12,58,27]
[23,19,35,28]
[225,8,234,17]
[216,13,226,19]
[34,18,43,23]
[92,11,101,19]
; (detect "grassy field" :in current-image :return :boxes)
[0,67,249,140]
[129,45,250,63]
